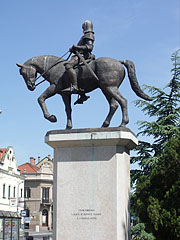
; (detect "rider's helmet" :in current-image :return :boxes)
[82,20,93,33]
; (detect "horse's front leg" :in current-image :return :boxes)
[61,93,72,129]
[38,84,57,122]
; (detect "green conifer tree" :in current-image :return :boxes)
[131,50,180,239]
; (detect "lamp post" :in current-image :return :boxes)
[17,180,24,214]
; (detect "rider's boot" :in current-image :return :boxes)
[74,94,90,105]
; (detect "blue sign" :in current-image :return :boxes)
[20,210,28,217]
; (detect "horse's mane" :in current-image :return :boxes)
[24,55,64,66]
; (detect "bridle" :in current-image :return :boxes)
[35,51,72,87]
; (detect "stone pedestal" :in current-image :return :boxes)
[45,127,138,240]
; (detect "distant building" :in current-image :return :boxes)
[18,155,53,230]
[0,147,24,240]
[0,147,24,214]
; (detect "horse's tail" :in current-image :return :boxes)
[120,60,152,101]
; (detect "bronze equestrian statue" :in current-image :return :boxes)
[17,20,152,129]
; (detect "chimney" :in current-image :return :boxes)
[38,156,41,163]
[30,157,36,165]
[48,154,51,160]
[0,150,2,160]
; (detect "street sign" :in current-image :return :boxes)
[18,197,24,207]
[10,198,17,207]
[20,210,28,217]
[24,217,30,224]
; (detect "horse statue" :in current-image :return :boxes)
[17,55,152,129]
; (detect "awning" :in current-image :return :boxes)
[0,210,20,218]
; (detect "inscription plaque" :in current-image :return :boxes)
[71,209,102,220]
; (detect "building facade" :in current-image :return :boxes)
[18,156,53,231]
[0,147,24,214]
[0,147,24,240]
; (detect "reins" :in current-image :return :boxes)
[35,51,71,87]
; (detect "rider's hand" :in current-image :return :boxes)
[69,45,76,53]
[72,45,78,51]
[69,47,73,53]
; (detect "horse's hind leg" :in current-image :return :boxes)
[102,86,129,127]
[101,89,119,127]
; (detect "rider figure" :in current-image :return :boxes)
[63,20,95,95]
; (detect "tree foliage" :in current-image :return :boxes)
[131,223,155,240]
[131,50,180,240]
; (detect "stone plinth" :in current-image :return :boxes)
[45,127,138,240]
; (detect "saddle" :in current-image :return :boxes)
[74,54,95,69]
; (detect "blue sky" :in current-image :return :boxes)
[0,0,179,165]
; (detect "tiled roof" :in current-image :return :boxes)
[0,148,7,161]
[18,163,40,173]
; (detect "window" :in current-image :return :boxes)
[42,209,48,226]
[42,188,49,203]
[20,189,23,198]
[3,184,6,198]
[8,186,11,199]
[13,187,16,198]
[24,188,31,198]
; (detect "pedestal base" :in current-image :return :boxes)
[45,127,138,240]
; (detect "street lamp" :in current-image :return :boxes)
[17,180,24,213]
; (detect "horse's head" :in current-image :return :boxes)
[16,63,37,91]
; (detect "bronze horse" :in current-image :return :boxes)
[17,55,152,129]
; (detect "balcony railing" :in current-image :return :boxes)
[41,198,52,204]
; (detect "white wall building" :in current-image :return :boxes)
[0,147,24,215]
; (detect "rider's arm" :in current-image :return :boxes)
[72,39,94,52]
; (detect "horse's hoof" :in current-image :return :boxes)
[119,123,126,127]
[101,121,109,128]
[47,115,57,122]
[66,125,72,130]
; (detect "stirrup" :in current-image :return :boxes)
[61,86,84,94]
[61,87,72,93]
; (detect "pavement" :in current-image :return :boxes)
[20,229,53,240]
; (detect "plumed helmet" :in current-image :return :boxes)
[82,20,94,33]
